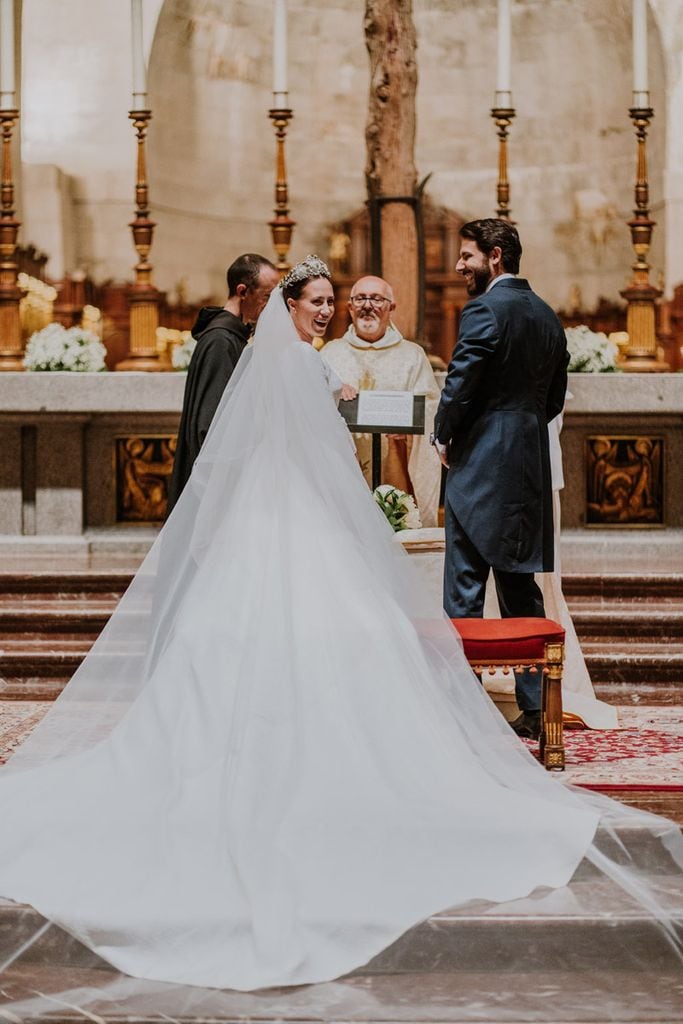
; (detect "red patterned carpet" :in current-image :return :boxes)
[0,701,50,765]
[533,706,683,789]
[1,701,683,791]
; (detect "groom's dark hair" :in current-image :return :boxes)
[459,219,522,274]
[227,254,277,296]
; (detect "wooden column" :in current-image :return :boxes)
[364,0,419,340]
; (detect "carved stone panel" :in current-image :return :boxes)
[585,435,664,526]
[115,436,176,523]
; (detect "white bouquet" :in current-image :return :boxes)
[564,324,619,373]
[373,484,422,532]
[24,323,107,372]
[171,331,197,370]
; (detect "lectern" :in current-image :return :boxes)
[338,391,426,490]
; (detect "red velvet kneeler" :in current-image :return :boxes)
[451,617,566,771]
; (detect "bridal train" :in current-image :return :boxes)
[0,289,680,1003]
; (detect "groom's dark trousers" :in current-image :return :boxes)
[434,278,569,712]
[443,498,544,711]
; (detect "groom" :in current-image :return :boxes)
[433,219,568,738]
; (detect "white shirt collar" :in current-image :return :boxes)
[342,322,404,350]
[486,272,517,293]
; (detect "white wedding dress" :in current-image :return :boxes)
[0,292,680,999]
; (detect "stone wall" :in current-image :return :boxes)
[18,0,682,309]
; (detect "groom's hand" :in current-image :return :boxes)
[430,432,449,468]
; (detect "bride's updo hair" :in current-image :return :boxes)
[280,254,331,303]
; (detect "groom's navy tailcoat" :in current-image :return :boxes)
[435,278,568,574]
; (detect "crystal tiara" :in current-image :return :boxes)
[280,254,331,291]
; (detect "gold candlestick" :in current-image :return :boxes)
[116,107,165,371]
[620,104,668,372]
[268,106,296,273]
[0,108,23,371]
[490,104,515,222]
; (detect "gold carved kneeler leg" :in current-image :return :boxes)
[541,642,565,771]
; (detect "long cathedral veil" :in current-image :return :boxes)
[0,288,681,1011]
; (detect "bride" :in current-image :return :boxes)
[0,257,680,1000]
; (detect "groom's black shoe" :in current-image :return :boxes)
[510,711,541,741]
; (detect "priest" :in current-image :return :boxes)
[167,253,279,515]
[321,275,441,526]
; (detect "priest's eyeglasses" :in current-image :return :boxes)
[349,295,391,309]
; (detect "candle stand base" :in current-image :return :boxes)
[116,284,167,372]
[0,354,24,371]
[0,108,23,372]
[0,291,24,370]
[620,281,669,373]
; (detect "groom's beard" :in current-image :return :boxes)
[466,260,493,296]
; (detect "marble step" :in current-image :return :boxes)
[2,642,681,703]
[0,570,679,701]
[0,677,66,700]
[2,969,682,1024]
[0,599,115,638]
[0,568,134,598]
[1,569,680,598]
[583,641,683,685]
[0,644,88,700]
[2,868,681,975]
[1,598,680,636]
[572,603,683,640]
[562,573,683,600]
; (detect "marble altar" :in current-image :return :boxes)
[0,372,680,569]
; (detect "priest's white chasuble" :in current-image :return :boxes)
[322,325,441,526]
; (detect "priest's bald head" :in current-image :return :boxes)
[225,254,279,325]
[348,276,396,343]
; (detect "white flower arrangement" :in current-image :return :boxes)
[24,323,107,372]
[373,484,422,532]
[565,324,619,373]
[171,331,197,370]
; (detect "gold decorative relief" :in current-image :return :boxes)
[585,435,663,526]
[116,436,176,523]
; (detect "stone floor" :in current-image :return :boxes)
[2,965,681,1023]
[2,855,683,1022]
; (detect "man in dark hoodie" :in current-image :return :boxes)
[167,253,280,514]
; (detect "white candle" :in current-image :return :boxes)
[131,0,147,108]
[273,0,288,107]
[496,0,511,103]
[0,0,15,110]
[632,0,648,106]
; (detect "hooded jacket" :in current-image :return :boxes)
[167,307,250,515]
